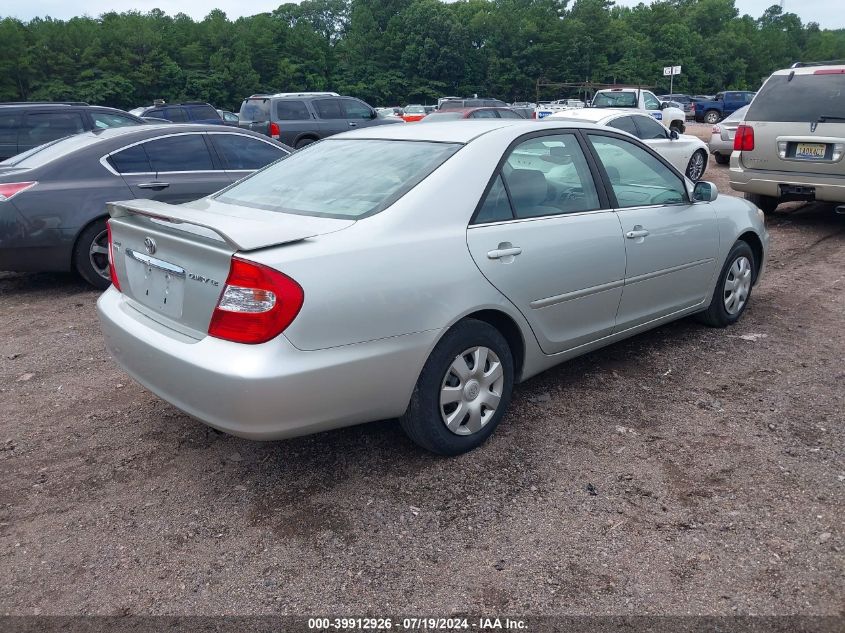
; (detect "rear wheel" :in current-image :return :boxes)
[714,152,730,165]
[744,192,779,215]
[703,110,721,125]
[698,241,755,327]
[685,150,707,182]
[400,319,514,455]
[295,137,316,149]
[73,219,111,290]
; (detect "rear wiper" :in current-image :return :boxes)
[817,115,845,122]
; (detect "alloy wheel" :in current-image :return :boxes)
[687,151,705,182]
[88,229,110,281]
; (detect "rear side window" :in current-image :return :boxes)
[163,108,188,123]
[470,109,498,119]
[210,134,288,170]
[145,109,164,118]
[143,134,215,172]
[0,114,17,144]
[608,116,638,136]
[239,99,271,122]
[189,105,219,120]
[109,144,152,173]
[497,109,523,119]
[314,99,344,119]
[747,73,845,122]
[275,100,310,120]
[475,175,513,223]
[22,112,85,146]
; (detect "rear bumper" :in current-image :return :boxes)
[97,287,438,440]
[729,157,845,203]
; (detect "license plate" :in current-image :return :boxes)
[125,249,185,319]
[795,142,826,160]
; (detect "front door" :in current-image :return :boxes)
[466,132,627,355]
[585,132,719,331]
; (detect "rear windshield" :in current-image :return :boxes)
[420,112,463,122]
[1,132,102,167]
[215,139,461,219]
[239,98,271,122]
[747,73,845,122]
[593,92,638,107]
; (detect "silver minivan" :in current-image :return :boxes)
[730,62,845,214]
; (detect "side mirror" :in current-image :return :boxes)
[693,180,718,202]
[659,102,667,110]
[370,109,378,120]
[670,129,679,140]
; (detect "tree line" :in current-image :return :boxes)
[1,0,844,111]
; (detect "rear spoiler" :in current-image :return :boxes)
[107,199,353,251]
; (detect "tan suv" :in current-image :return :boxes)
[729,62,845,214]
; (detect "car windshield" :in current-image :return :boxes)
[215,139,462,219]
[405,106,425,114]
[746,73,845,122]
[593,92,638,108]
[239,98,271,122]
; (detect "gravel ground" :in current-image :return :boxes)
[1,151,843,616]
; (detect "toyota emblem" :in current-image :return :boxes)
[143,237,157,255]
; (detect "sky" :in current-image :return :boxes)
[2,0,843,29]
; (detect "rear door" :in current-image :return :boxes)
[18,110,86,153]
[313,98,348,137]
[585,132,718,330]
[107,133,230,203]
[273,100,312,146]
[741,70,845,178]
[0,112,18,160]
[466,131,627,354]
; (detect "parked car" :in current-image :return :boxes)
[98,119,767,455]
[130,102,226,125]
[439,98,509,111]
[549,108,709,181]
[729,62,845,214]
[217,110,240,125]
[659,94,695,119]
[0,102,145,161]
[238,92,401,149]
[591,89,686,133]
[693,91,756,124]
[402,105,428,122]
[509,102,537,119]
[420,107,525,122]
[376,107,403,119]
[708,105,749,165]
[0,125,290,287]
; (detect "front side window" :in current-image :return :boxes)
[190,105,219,120]
[343,99,374,119]
[634,115,668,140]
[91,111,139,129]
[163,107,188,123]
[314,99,344,119]
[142,134,214,172]
[498,133,600,218]
[470,109,498,119]
[210,134,287,170]
[588,134,687,208]
[497,109,523,119]
[22,112,85,146]
[643,92,661,110]
[216,139,460,219]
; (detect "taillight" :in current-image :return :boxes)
[0,181,36,202]
[208,257,303,344]
[712,125,721,134]
[734,125,754,151]
[268,122,280,139]
[106,219,121,291]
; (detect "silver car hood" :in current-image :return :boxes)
[107,197,354,251]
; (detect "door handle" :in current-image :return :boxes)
[625,228,650,239]
[348,122,358,127]
[487,245,522,260]
[137,182,170,190]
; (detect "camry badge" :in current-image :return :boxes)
[143,237,157,255]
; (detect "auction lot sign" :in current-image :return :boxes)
[1,616,842,632]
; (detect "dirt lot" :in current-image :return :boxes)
[1,149,843,616]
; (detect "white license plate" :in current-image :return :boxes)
[795,143,826,160]
[125,250,185,319]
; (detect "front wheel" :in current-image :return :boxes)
[73,219,111,290]
[685,149,707,182]
[400,319,514,455]
[670,121,685,134]
[697,241,755,327]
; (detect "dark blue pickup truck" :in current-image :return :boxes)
[693,91,756,124]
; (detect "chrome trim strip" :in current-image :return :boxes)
[125,249,186,278]
[625,258,713,285]
[530,279,624,309]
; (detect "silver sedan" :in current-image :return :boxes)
[97,120,769,455]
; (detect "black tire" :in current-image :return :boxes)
[714,152,730,165]
[703,110,721,125]
[399,319,514,456]
[670,121,685,134]
[685,149,708,182]
[697,240,756,328]
[295,137,316,149]
[72,219,111,290]
[744,192,779,215]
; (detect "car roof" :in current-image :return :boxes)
[339,119,604,144]
[547,108,625,122]
[773,63,845,75]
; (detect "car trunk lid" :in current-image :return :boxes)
[107,197,353,338]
